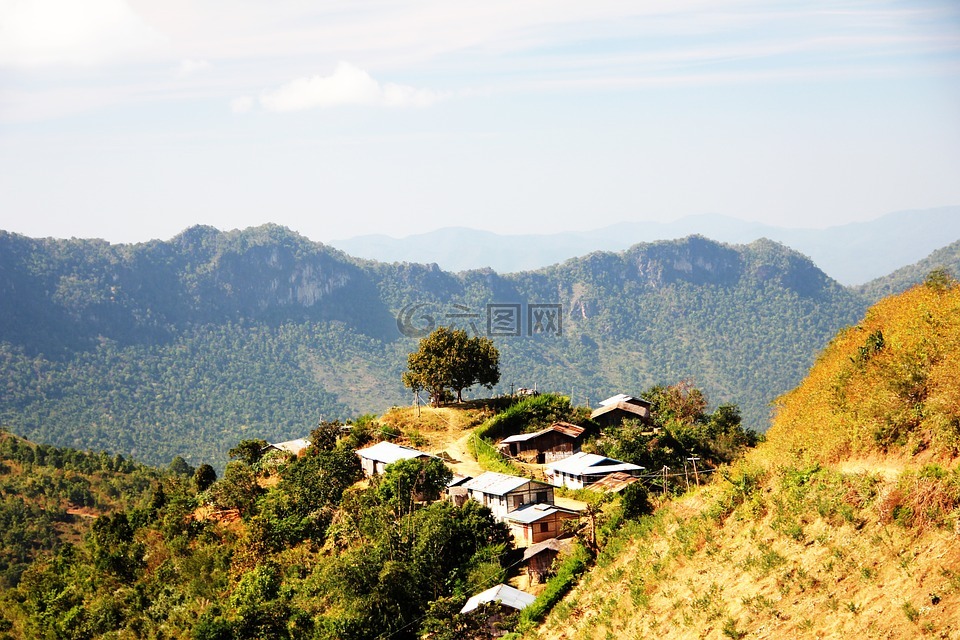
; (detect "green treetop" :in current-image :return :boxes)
[402,327,500,406]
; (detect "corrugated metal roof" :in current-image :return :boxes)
[590,471,641,493]
[590,401,650,421]
[265,438,311,455]
[500,421,585,444]
[500,432,539,444]
[598,394,651,407]
[521,537,574,562]
[461,584,536,614]
[461,471,539,496]
[355,441,433,464]
[545,451,643,476]
[504,503,579,524]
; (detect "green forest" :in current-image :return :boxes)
[1,225,956,469]
[0,376,762,639]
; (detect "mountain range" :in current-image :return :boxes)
[1,221,958,468]
[332,206,960,286]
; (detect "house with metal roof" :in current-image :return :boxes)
[461,471,555,520]
[355,441,436,476]
[504,503,580,546]
[521,537,575,584]
[590,393,653,427]
[544,451,644,490]
[262,437,312,457]
[498,421,586,463]
[461,583,536,614]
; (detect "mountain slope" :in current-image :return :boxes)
[333,206,960,285]
[856,238,960,302]
[0,227,867,467]
[533,278,960,639]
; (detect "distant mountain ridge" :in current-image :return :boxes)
[332,206,960,286]
[1,223,953,468]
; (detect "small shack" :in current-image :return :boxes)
[461,583,536,635]
[590,393,653,427]
[589,470,641,493]
[498,422,585,463]
[521,537,574,584]
[355,441,435,477]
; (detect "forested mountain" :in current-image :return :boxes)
[334,206,960,285]
[857,238,960,302]
[0,225,878,467]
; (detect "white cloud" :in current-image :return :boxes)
[230,95,254,113]
[257,62,445,112]
[0,0,163,67]
[176,58,211,77]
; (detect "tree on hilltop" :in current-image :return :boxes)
[402,327,500,406]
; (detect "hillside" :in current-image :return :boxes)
[531,277,960,638]
[0,429,167,590]
[0,226,869,467]
[334,206,960,286]
[857,239,960,303]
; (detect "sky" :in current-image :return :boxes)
[0,0,958,245]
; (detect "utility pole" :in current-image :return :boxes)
[688,457,701,487]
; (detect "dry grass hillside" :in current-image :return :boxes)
[529,277,960,639]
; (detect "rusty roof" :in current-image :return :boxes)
[590,401,651,421]
[589,471,641,493]
[500,421,585,444]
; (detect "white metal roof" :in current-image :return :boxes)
[504,503,579,524]
[499,432,539,444]
[545,451,643,477]
[461,471,541,496]
[598,393,649,407]
[461,584,536,614]
[355,441,433,464]
[265,438,311,455]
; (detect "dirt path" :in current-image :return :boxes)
[443,430,487,478]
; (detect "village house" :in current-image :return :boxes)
[589,393,653,427]
[504,502,579,546]
[460,471,555,520]
[355,441,435,477]
[544,451,643,490]
[521,537,574,584]
[497,421,585,463]
[461,584,536,635]
[262,437,312,457]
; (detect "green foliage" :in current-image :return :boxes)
[470,435,522,475]
[620,483,653,520]
[194,463,217,492]
[229,439,268,467]
[474,393,578,442]
[403,327,500,405]
[517,542,592,631]
[376,457,453,516]
[208,461,263,515]
[0,228,872,469]
[596,383,758,482]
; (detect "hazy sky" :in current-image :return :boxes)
[1,0,958,244]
